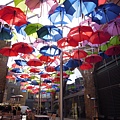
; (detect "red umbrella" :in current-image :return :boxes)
[80,62,93,70]
[27,59,43,66]
[20,74,30,78]
[57,37,78,48]
[40,73,50,78]
[89,30,111,45]
[0,47,18,57]
[6,75,16,80]
[29,68,40,73]
[105,45,120,56]
[39,55,54,63]
[71,49,88,59]
[67,26,94,43]
[0,6,27,26]
[85,54,103,64]
[12,42,33,54]
[45,66,55,72]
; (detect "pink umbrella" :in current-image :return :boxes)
[102,16,120,36]
[25,0,58,15]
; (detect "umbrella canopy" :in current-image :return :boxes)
[24,23,43,36]
[29,68,40,73]
[71,49,88,59]
[25,0,58,14]
[0,6,27,26]
[12,42,34,54]
[11,68,23,73]
[0,47,18,57]
[85,54,103,63]
[14,59,27,66]
[90,3,120,24]
[0,27,13,40]
[15,22,31,36]
[39,55,54,63]
[27,59,43,66]
[48,6,74,25]
[37,25,63,42]
[55,65,69,71]
[80,62,93,70]
[67,26,94,44]
[102,16,120,36]
[57,37,78,48]
[63,0,97,18]
[88,30,111,45]
[105,45,120,56]
[64,58,82,69]
[45,66,55,72]
[39,45,61,57]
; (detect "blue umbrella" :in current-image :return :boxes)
[90,3,120,24]
[14,59,27,66]
[64,58,82,68]
[55,65,69,71]
[0,27,13,40]
[48,6,74,25]
[39,45,61,57]
[15,22,30,36]
[37,25,63,42]
[63,0,97,18]
[43,79,52,83]
[11,68,23,73]
[31,80,39,85]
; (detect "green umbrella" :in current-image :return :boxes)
[65,70,74,75]
[109,35,120,45]
[24,23,43,35]
[100,42,112,51]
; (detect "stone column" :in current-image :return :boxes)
[78,68,98,120]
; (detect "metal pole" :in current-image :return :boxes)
[60,52,63,120]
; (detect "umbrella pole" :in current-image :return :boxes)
[60,52,63,120]
[37,77,41,115]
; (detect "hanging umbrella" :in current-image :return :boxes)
[90,3,120,24]
[67,26,94,44]
[55,64,69,71]
[57,37,78,48]
[88,30,111,45]
[105,45,120,56]
[39,55,54,63]
[48,6,74,25]
[37,25,63,42]
[27,59,43,66]
[40,73,50,78]
[25,0,58,14]
[80,62,93,70]
[64,58,82,69]
[43,79,52,83]
[45,66,55,72]
[20,74,30,79]
[0,47,18,57]
[109,35,120,45]
[102,16,120,36]
[85,54,102,63]
[71,49,88,59]
[14,59,27,66]
[15,22,31,37]
[11,68,23,73]
[0,27,13,40]
[12,42,34,54]
[24,23,43,36]
[63,0,97,18]
[29,68,40,73]
[100,42,112,51]
[0,6,27,26]
[39,45,61,57]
